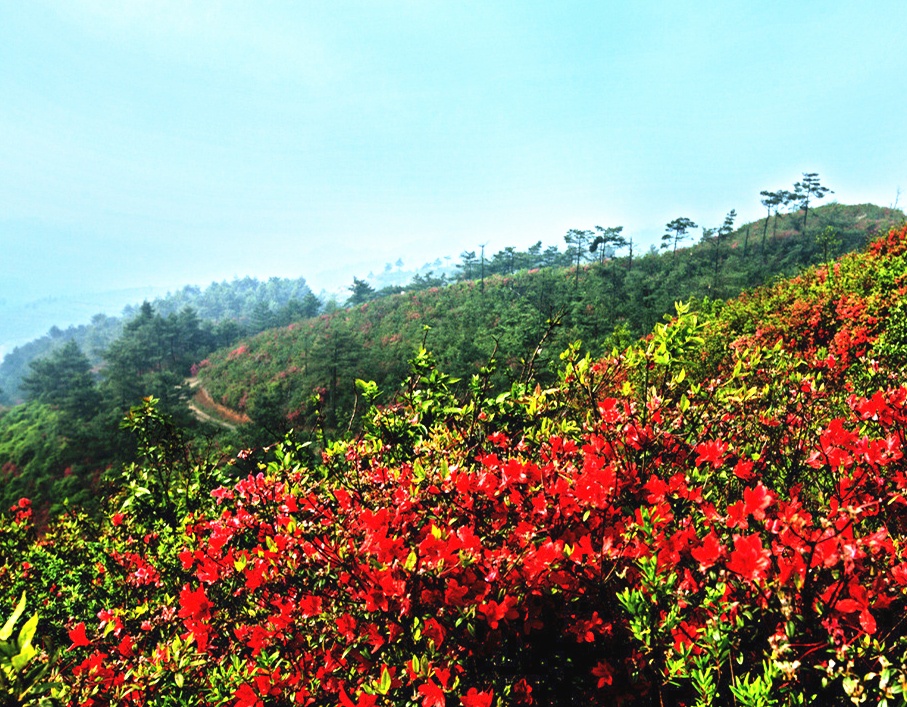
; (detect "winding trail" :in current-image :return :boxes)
[185,378,250,431]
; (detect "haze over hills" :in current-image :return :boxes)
[0,251,467,359]
[0,286,172,359]
[2,199,902,403]
[0,274,317,405]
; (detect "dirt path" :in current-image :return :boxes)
[188,399,238,431]
[185,378,250,431]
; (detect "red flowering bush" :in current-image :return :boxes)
[3,223,907,705]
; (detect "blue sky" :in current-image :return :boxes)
[1,1,905,341]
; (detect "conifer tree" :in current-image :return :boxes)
[759,190,783,258]
[662,217,698,256]
[792,173,833,233]
[589,226,626,265]
[564,229,593,288]
[21,340,100,419]
[709,210,736,287]
[347,278,376,306]
[457,251,477,280]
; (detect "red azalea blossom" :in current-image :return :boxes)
[591,660,614,688]
[178,585,212,622]
[733,459,756,481]
[695,439,729,469]
[67,622,91,650]
[690,530,724,569]
[726,533,771,582]
[418,680,446,707]
[726,501,749,530]
[836,582,877,634]
[460,688,494,706]
[742,483,773,520]
[234,683,264,707]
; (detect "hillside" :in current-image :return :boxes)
[0,275,315,406]
[0,202,900,517]
[197,202,904,437]
[2,222,907,705]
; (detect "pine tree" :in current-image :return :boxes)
[347,278,376,306]
[564,229,593,288]
[792,173,833,233]
[21,341,100,419]
[662,217,698,257]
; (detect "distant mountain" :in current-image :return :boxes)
[0,275,314,405]
[0,286,171,356]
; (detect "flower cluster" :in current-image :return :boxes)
[4,225,907,706]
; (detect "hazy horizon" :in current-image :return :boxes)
[3,1,906,350]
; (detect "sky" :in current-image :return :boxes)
[2,1,906,349]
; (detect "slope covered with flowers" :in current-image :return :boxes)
[2,224,907,705]
[195,203,904,440]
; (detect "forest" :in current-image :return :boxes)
[2,180,907,704]
[0,276,317,407]
[197,200,901,442]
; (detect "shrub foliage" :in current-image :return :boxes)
[2,225,907,705]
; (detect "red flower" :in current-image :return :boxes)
[733,459,755,481]
[68,622,91,650]
[234,683,264,707]
[726,533,771,582]
[336,614,357,641]
[117,634,134,658]
[690,531,724,570]
[418,680,446,707]
[742,483,773,521]
[461,688,493,707]
[726,501,748,530]
[298,594,323,618]
[512,678,534,704]
[423,618,445,648]
[591,660,614,688]
[892,563,907,586]
[478,597,517,629]
[695,440,729,469]
[178,585,213,652]
[836,582,877,634]
[178,585,212,622]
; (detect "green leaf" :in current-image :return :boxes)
[0,593,26,642]
[10,641,36,672]
[679,394,690,413]
[355,379,380,399]
[16,612,38,653]
[378,665,392,695]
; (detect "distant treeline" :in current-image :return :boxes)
[201,202,905,441]
[0,276,315,405]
